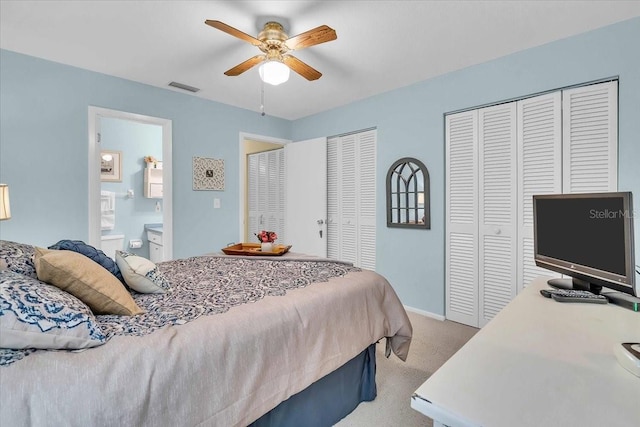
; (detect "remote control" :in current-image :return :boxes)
[539,289,579,298]
[540,289,555,298]
[549,290,608,304]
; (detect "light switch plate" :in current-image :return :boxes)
[214,198,221,209]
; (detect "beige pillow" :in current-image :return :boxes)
[115,250,171,294]
[34,247,143,316]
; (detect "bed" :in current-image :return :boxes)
[0,240,412,426]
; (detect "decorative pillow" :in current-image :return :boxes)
[48,239,125,284]
[33,248,143,316]
[115,250,171,294]
[0,269,107,350]
[0,240,37,278]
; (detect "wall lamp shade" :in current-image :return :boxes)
[259,60,290,86]
[0,184,10,220]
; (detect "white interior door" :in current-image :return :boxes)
[285,138,327,257]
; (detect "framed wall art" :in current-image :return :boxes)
[193,156,224,191]
[100,150,122,182]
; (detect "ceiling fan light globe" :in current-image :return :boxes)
[259,60,290,86]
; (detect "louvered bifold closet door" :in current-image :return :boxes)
[272,149,285,243]
[265,150,280,234]
[516,93,562,292]
[339,134,358,265]
[274,149,287,244]
[327,137,340,260]
[478,104,517,327]
[357,130,377,270]
[247,154,260,241]
[446,111,479,327]
[258,153,268,234]
[326,131,377,269]
[247,149,285,242]
[563,81,618,193]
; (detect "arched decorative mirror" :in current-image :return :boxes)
[386,157,430,229]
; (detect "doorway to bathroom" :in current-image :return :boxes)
[88,107,173,261]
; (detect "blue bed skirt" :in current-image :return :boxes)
[249,343,377,427]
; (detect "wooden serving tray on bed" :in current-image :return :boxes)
[222,243,292,256]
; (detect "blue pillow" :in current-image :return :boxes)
[48,240,125,284]
[0,240,37,278]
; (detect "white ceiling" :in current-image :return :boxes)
[1,1,639,120]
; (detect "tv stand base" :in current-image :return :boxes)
[601,291,640,312]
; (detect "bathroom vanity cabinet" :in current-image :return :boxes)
[145,225,163,263]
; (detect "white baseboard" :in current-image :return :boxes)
[404,305,445,321]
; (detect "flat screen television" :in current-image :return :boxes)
[533,192,638,302]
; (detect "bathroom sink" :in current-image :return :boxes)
[144,223,163,234]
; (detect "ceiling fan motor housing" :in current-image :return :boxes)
[258,22,289,54]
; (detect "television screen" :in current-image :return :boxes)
[535,196,626,276]
[533,192,636,297]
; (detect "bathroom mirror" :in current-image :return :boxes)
[386,157,430,229]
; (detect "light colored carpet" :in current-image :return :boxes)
[335,311,479,426]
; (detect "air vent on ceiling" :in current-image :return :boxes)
[168,81,200,93]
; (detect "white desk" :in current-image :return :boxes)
[411,277,640,427]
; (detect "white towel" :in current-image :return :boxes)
[101,191,115,230]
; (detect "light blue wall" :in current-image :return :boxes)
[291,17,640,315]
[100,117,163,259]
[1,18,638,315]
[0,49,291,258]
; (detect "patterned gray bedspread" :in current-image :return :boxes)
[100,255,360,336]
[1,255,359,365]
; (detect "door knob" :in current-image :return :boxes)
[317,219,324,225]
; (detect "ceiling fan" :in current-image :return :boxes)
[205,20,337,84]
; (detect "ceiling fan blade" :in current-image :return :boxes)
[224,55,265,76]
[284,25,337,51]
[205,20,263,47]
[283,55,322,81]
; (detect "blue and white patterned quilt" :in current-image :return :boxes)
[1,255,359,366]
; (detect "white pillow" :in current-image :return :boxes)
[0,270,107,350]
[115,250,171,294]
